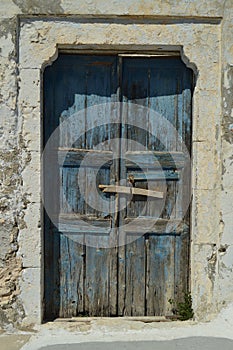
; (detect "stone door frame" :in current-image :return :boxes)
[18,16,222,325]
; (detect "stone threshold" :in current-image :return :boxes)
[54,316,180,323]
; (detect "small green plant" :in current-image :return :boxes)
[168,292,194,321]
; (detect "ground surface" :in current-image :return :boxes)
[39,338,233,350]
[1,304,233,350]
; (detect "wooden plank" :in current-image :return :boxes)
[124,236,146,316]
[56,56,88,149]
[43,223,61,320]
[128,170,179,181]
[174,231,190,303]
[99,184,164,198]
[124,218,189,234]
[132,187,163,199]
[59,233,84,317]
[117,56,128,317]
[147,180,166,218]
[125,151,186,169]
[79,56,118,317]
[84,235,114,316]
[120,56,151,225]
[58,148,113,167]
[146,235,175,316]
[60,167,81,214]
[58,223,111,234]
[59,214,111,234]
[150,65,178,150]
[83,239,118,316]
[161,181,177,219]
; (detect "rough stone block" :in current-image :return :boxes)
[19,267,42,325]
[192,90,221,143]
[19,69,41,108]
[192,142,221,190]
[18,202,41,268]
[20,107,41,152]
[192,189,220,243]
[191,243,218,320]
[21,151,41,204]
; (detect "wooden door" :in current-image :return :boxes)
[43,54,193,320]
[118,57,192,316]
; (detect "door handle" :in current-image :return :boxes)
[99,184,163,199]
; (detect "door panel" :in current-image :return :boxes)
[44,55,119,318]
[118,57,192,316]
[125,236,146,316]
[43,54,192,319]
[146,235,175,315]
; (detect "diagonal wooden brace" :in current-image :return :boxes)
[99,184,163,199]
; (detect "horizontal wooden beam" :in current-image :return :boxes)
[124,217,189,234]
[58,149,187,171]
[99,184,164,198]
[125,151,186,169]
[58,148,113,167]
[128,170,179,181]
[58,214,188,235]
[58,213,111,234]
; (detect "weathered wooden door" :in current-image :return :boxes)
[43,54,193,320]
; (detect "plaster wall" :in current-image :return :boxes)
[0,0,232,328]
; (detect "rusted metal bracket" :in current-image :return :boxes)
[99,184,163,198]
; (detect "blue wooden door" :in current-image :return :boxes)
[118,57,192,316]
[43,54,193,319]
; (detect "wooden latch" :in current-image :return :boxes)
[99,185,163,199]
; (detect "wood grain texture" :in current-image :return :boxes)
[146,235,175,316]
[117,56,192,316]
[99,184,164,198]
[128,170,179,181]
[125,151,186,169]
[44,54,192,319]
[59,233,84,317]
[124,236,146,316]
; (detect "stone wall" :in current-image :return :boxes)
[0,0,232,328]
[219,0,233,309]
